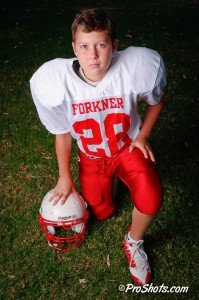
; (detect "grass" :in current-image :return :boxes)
[0,0,198,299]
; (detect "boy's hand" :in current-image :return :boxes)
[49,176,74,206]
[129,134,156,162]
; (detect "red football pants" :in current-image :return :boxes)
[78,147,163,220]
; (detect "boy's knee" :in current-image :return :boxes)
[91,201,115,221]
[131,168,163,215]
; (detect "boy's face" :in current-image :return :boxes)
[72,27,118,82]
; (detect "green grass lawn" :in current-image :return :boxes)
[0,0,198,299]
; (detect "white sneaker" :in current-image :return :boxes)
[123,234,151,285]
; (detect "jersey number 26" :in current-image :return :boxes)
[73,113,131,157]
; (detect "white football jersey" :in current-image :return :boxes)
[30,47,166,158]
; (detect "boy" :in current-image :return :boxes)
[30,8,166,285]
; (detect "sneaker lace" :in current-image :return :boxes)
[127,241,149,271]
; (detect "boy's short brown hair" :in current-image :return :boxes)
[71,8,116,43]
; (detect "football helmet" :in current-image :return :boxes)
[38,189,89,252]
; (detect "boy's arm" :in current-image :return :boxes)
[50,132,74,205]
[129,93,166,162]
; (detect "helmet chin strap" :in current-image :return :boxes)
[47,225,56,235]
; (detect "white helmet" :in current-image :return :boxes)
[38,189,89,252]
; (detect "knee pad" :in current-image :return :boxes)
[131,168,163,215]
[90,200,115,221]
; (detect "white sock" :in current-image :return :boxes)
[127,232,142,244]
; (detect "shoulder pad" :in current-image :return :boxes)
[30,58,68,108]
[118,47,160,93]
